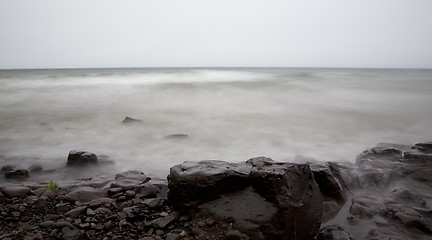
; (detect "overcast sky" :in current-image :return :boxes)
[1,0,431,69]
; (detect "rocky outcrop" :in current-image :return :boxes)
[168,157,323,240]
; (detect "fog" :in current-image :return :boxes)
[1,68,431,180]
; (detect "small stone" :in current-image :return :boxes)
[122,116,142,124]
[23,232,44,240]
[63,229,81,240]
[62,226,71,234]
[226,230,250,240]
[166,233,179,240]
[0,192,6,203]
[125,190,136,197]
[80,223,90,229]
[150,212,178,229]
[67,150,98,166]
[205,217,216,226]
[56,203,71,214]
[18,205,26,212]
[117,196,127,202]
[86,208,95,216]
[33,198,47,209]
[105,221,114,231]
[107,187,124,196]
[156,230,164,236]
[40,220,56,228]
[65,206,87,218]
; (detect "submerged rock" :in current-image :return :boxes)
[67,150,98,166]
[122,116,142,124]
[164,134,189,140]
[5,169,29,179]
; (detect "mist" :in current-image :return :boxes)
[1,68,431,180]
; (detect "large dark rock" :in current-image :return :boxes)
[67,150,98,166]
[168,157,323,240]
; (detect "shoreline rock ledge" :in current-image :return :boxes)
[168,157,323,240]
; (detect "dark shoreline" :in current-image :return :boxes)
[1,141,432,239]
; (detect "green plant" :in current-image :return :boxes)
[45,180,58,191]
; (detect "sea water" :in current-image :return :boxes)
[0,68,431,180]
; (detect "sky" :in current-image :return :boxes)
[1,0,432,69]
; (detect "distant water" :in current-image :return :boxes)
[0,68,431,180]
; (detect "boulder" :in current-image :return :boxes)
[168,157,323,239]
[67,150,98,166]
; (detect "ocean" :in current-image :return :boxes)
[0,68,431,181]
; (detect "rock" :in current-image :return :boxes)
[5,169,29,179]
[226,230,250,240]
[168,157,322,240]
[1,186,31,198]
[112,170,151,189]
[317,225,352,240]
[356,146,403,168]
[310,162,347,203]
[67,150,98,166]
[0,192,5,203]
[166,233,179,240]
[151,212,178,229]
[65,206,87,218]
[28,164,43,173]
[390,188,426,207]
[164,134,189,140]
[23,232,44,240]
[168,160,251,208]
[40,220,56,228]
[55,203,71,214]
[394,209,432,233]
[87,197,113,208]
[122,116,142,124]
[62,186,106,203]
[63,229,83,240]
[365,226,422,240]
[125,190,136,197]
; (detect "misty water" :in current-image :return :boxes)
[0,68,431,182]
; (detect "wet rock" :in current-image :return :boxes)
[67,150,98,166]
[310,162,347,203]
[1,185,31,198]
[40,220,56,228]
[122,116,142,124]
[394,209,432,233]
[5,169,29,179]
[168,157,323,240]
[390,188,426,207]
[317,225,352,240]
[356,146,403,168]
[63,229,83,240]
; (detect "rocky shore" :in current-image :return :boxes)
[1,141,432,240]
